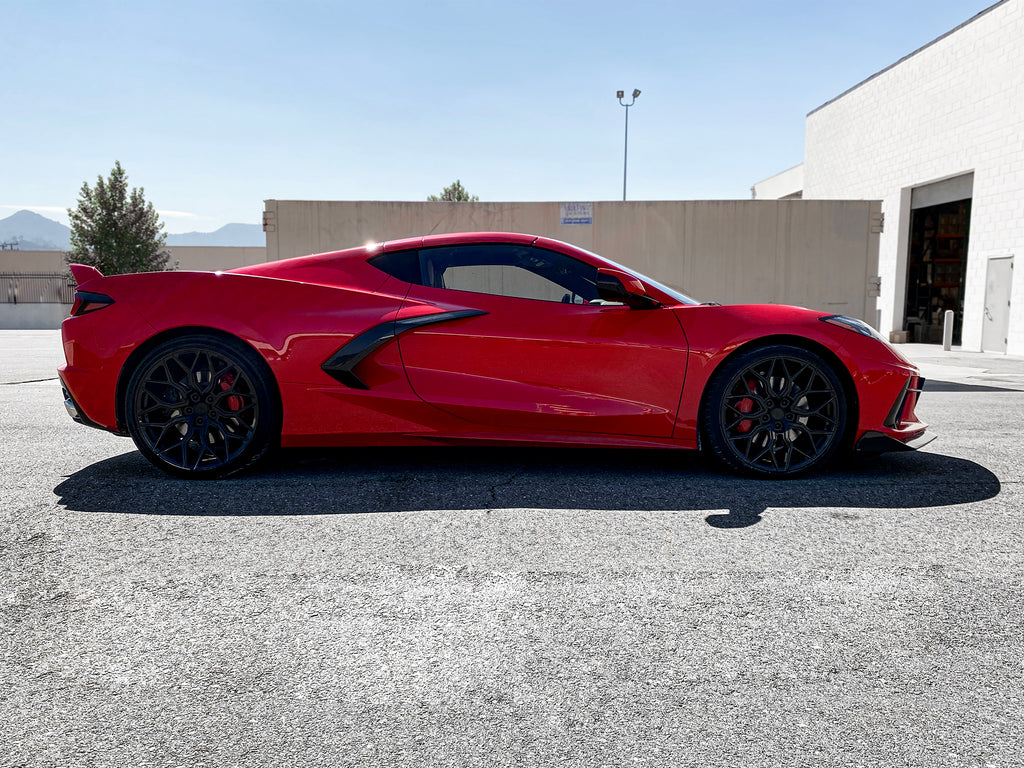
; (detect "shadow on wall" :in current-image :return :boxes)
[54,446,1000,529]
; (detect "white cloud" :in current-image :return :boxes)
[0,204,71,223]
[158,210,220,234]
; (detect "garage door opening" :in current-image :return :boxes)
[904,176,972,344]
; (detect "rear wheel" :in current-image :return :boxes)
[124,334,277,479]
[702,344,847,478]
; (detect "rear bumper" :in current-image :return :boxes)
[59,376,108,431]
[60,296,155,432]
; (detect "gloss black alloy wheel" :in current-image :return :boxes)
[703,344,848,478]
[125,335,277,479]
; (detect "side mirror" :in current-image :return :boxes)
[596,268,659,309]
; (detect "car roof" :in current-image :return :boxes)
[382,232,538,252]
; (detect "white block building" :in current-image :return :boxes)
[755,0,1023,354]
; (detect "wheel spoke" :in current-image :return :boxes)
[208,424,232,464]
[786,439,814,462]
[151,416,188,445]
[784,362,810,397]
[749,438,774,466]
[746,367,772,395]
[777,361,791,397]
[211,362,236,384]
[191,428,213,471]
[142,383,183,407]
[725,414,750,431]
[139,402,173,416]
[725,395,766,412]
[792,398,835,415]
[725,405,765,425]
[766,358,782,396]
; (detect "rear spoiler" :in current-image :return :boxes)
[69,263,103,286]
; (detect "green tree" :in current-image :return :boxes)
[66,161,170,274]
[427,179,479,202]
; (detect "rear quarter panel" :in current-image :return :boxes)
[61,270,413,433]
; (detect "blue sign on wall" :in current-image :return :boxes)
[560,202,593,225]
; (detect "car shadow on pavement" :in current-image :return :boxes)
[54,446,1001,529]
[925,379,1023,392]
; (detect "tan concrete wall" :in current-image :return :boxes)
[0,247,269,329]
[168,246,267,271]
[0,251,65,272]
[264,200,882,322]
[0,303,68,330]
[0,246,268,274]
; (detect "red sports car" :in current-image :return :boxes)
[59,232,932,479]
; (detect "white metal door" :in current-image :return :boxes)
[982,256,1013,353]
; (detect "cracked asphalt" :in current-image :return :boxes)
[2,330,1022,767]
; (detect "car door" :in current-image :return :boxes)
[395,243,688,438]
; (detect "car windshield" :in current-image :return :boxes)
[575,246,701,306]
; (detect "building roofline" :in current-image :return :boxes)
[807,0,1009,117]
[756,162,805,183]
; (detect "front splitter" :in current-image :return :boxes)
[856,429,936,454]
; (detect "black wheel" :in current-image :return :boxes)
[124,334,277,479]
[702,344,848,478]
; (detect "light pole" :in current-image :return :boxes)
[617,88,641,201]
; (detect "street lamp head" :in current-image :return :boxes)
[616,90,624,99]
[632,89,641,99]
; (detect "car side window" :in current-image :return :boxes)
[418,244,601,303]
[367,249,421,284]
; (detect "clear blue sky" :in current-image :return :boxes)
[3,0,997,233]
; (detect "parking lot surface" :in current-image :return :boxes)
[2,331,1022,767]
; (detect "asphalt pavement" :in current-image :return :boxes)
[2,330,1022,767]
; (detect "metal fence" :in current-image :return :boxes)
[0,273,76,304]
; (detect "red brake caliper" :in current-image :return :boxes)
[219,373,242,412]
[735,380,757,433]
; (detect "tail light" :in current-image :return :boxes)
[70,290,115,317]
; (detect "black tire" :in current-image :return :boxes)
[702,344,848,478]
[124,334,278,479]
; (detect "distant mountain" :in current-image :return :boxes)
[0,210,263,250]
[166,223,264,247]
[0,209,71,250]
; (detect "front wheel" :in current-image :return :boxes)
[702,344,848,478]
[124,334,278,479]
